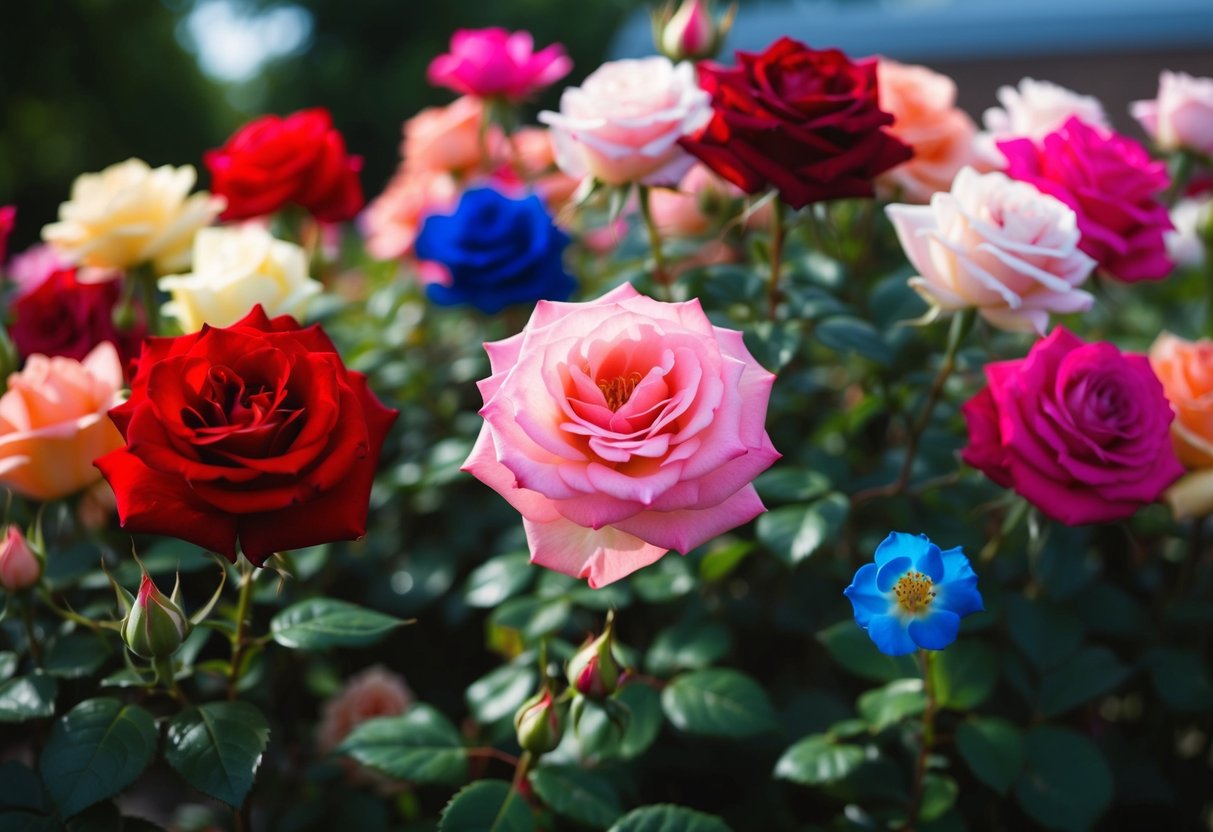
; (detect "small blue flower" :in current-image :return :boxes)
[844,532,983,656]
[414,186,576,315]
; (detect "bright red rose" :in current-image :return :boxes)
[680,37,912,209]
[94,307,397,565]
[10,268,146,366]
[205,109,364,223]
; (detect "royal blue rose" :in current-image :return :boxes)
[414,186,576,314]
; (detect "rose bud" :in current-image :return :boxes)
[656,0,734,63]
[122,573,190,660]
[567,613,622,700]
[514,688,566,754]
[0,525,41,592]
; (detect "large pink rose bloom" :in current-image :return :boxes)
[962,327,1183,526]
[540,57,712,186]
[427,28,571,101]
[999,117,1173,282]
[463,283,780,588]
[1132,71,1213,156]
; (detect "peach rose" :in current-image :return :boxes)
[317,666,414,754]
[362,169,460,260]
[0,343,125,501]
[403,96,502,176]
[511,127,581,211]
[648,163,748,237]
[877,60,978,203]
[1149,333,1213,518]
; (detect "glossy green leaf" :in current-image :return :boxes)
[773,735,864,786]
[920,775,959,823]
[466,663,536,726]
[955,718,1024,797]
[815,317,892,365]
[645,619,731,677]
[270,599,406,650]
[0,651,17,681]
[608,804,732,832]
[1038,646,1131,717]
[338,704,468,785]
[857,679,925,732]
[1143,647,1213,712]
[439,780,533,832]
[1006,597,1083,670]
[44,632,111,679]
[662,669,778,738]
[756,494,848,566]
[0,674,57,723]
[488,596,571,641]
[463,552,533,608]
[530,765,623,829]
[816,620,918,682]
[1014,726,1112,830]
[165,701,270,808]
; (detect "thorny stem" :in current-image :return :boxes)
[227,557,256,701]
[768,197,785,320]
[638,186,671,298]
[902,649,938,832]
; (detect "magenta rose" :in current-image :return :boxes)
[962,327,1183,525]
[427,28,571,101]
[463,283,780,588]
[998,117,1173,282]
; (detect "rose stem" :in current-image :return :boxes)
[767,197,786,320]
[134,262,161,335]
[1163,150,1194,208]
[511,750,534,797]
[902,649,938,832]
[22,597,42,667]
[637,185,671,299]
[227,557,257,701]
[853,308,974,505]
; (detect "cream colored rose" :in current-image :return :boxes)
[42,158,223,274]
[886,167,1096,334]
[159,226,321,332]
[976,78,1108,166]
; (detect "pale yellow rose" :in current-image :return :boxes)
[0,343,125,502]
[42,158,224,274]
[159,225,322,332]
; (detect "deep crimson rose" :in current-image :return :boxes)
[680,37,912,209]
[10,267,146,366]
[962,327,1183,525]
[95,307,397,565]
[205,109,364,223]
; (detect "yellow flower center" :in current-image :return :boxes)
[598,372,643,412]
[894,571,935,614]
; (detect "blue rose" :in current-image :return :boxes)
[414,186,576,314]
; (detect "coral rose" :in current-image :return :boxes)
[511,127,581,212]
[317,666,413,754]
[1149,333,1213,518]
[94,307,397,565]
[540,57,712,186]
[42,159,222,274]
[886,168,1095,334]
[1132,71,1213,156]
[362,170,459,261]
[962,327,1183,525]
[877,60,977,203]
[0,343,125,501]
[463,283,780,588]
[427,28,571,102]
[403,97,502,176]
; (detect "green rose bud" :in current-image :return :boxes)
[514,688,565,754]
[122,573,190,660]
[567,612,622,700]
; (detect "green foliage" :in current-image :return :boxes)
[608,805,733,832]
[270,598,407,649]
[661,669,779,738]
[165,702,270,807]
[529,765,624,829]
[439,780,533,832]
[773,735,866,786]
[339,705,469,785]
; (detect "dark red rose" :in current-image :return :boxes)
[10,268,146,366]
[94,306,397,565]
[679,38,912,209]
[205,109,364,223]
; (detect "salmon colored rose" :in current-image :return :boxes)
[94,307,397,565]
[0,343,125,501]
[362,169,459,260]
[317,666,414,754]
[463,283,780,588]
[1149,333,1213,518]
[403,97,502,176]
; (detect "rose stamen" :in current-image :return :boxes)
[893,571,935,614]
[597,372,643,412]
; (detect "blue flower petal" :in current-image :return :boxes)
[940,546,977,583]
[876,556,912,592]
[907,610,961,651]
[844,564,889,627]
[874,532,928,567]
[867,614,918,656]
[915,543,944,582]
[938,575,984,618]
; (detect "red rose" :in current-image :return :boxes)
[10,268,146,367]
[680,38,912,208]
[95,307,397,565]
[205,109,364,223]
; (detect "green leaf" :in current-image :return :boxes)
[165,701,270,808]
[617,682,664,760]
[753,469,831,504]
[0,760,51,813]
[697,541,755,583]
[931,640,997,710]
[631,556,695,603]
[530,766,623,829]
[816,620,918,682]
[773,735,865,786]
[1143,648,1213,712]
[645,619,731,677]
[1014,726,1112,830]
[39,698,157,818]
[662,669,777,738]
[857,679,926,732]
[270,599,406,650]
[1038,646,1131,717]
[439,780,533,832]
[0,674,57,722]
[463,552,533,608]
[44,632,111,679]
[920,775,959,823]
[955,718,1024,796]
[488,596,572,641]
[338,704,468,785]
[466,663,536,726]
[756,493,848,566]
[815,317,892,366]
[0,812,61,832]
[1006,597,1083,670]
[608,804,732,832]
[0,651,17,681]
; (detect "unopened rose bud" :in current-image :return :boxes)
[122,573,190,659]
[656,0,734,63]
[514,688,565,754]
[567,613,622,700]
[0,525,41,592]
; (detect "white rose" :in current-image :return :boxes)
[1167,198,1212,269]
[976,78,1108,166]
[42,158,223,274]
[1132,71,1213,155]
[159,225,321,333]
[886,167,1097,334]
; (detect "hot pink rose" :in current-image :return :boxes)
[1132,71,1213,156]
[0,205,14,267]
[539,57,712,186]
[999,117,1173,282]
[463,283,780,588]
[427,28,571,101]
[962,327,1183,525]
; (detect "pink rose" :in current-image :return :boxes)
[539,57,712,186]
[0,205,14,267]
[463,283,780,588]
[317,666,414,754]
[877,60,978,203]
[362,169,459,261]
[962,327,1183,525]
[999,117,1173,282]
[510,127,581,212]
[648,163,751,237]
[886,167,1095,334]
[977,78,1107,166]
[402,97,502,176]
[427,28,571,101]
[1132,71,1213,156]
